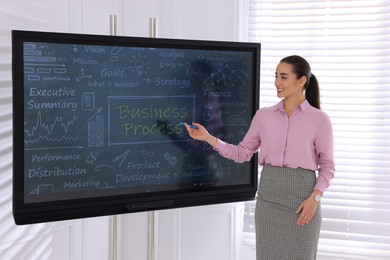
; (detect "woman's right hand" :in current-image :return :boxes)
[184,122,217,147]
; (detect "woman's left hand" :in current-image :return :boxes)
[295,197,318,227]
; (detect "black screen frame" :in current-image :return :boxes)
[12,30,260,225]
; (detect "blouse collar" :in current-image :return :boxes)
[273,99,311,113]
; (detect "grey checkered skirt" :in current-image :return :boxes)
[255,164,321,260]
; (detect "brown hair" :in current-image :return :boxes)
[280,55,320,109]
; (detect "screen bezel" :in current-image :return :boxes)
[12,30,260,225]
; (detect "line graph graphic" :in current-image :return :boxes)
[24,111,79,146]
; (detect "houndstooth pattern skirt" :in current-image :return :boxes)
[255,164,321,260]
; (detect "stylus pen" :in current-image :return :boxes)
[178,122,198,129]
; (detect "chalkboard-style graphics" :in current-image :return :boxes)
[24,111,79,145]
[110,47,122,62]
[181,143,199,159]
[27,74,40,81]
[163,152,178,166]
[88,108,104,148]
[135,60,146,76]
[23,42,70,82]
[221,110,247,126]
[13,30,259,224]
[95,163,115,172]
[113,149,130,168]
[24,67,37,81]
[91,149,129,172]
[141,149,155,157]
[29,184,54,195]
[159,61,189,70]
[24,67,34,74]
[203,64,248,87]
[82,92,95,110]
[53,68,67,74]
[108,95,194,145]
[37,68,51,74]
[85,151,99,164]
[92,152,116,172]
[76,68,92,82]
[128,53,151,78]
[185,62,196,77]
[72,44,79,52]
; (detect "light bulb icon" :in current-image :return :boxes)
[135,60,145,76]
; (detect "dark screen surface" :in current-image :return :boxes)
[12,30,260,224]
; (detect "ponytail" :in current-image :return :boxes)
[280,55,321,110]
[305,73,320,109]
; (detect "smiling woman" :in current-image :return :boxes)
[245,0,390,259]
[184,55,335,260]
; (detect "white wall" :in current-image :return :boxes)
[0,0,251,259]
[122,0,240,41]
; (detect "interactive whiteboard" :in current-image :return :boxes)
[12,30,260,224]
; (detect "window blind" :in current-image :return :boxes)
[244,0,390,259]
[0,2,60,259]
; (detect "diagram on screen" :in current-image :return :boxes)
[203,63,248,87]
[128,53,151,78]
[87,108,104,148]
[24,111,79,147]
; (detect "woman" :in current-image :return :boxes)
[185,55,335,259]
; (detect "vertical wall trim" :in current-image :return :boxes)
[237,0,250,42]
[173,209,181,260]
[234,0,247,41]
[71,220,84,260]
[114,0,123,36]
[174,0,182,38]
[230,205,241,260]
[68,0,84,32]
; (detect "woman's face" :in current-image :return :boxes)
[274,62,306,99]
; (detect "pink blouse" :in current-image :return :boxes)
[214,100,335,194]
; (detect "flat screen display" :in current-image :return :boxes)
[12,30,260,225]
